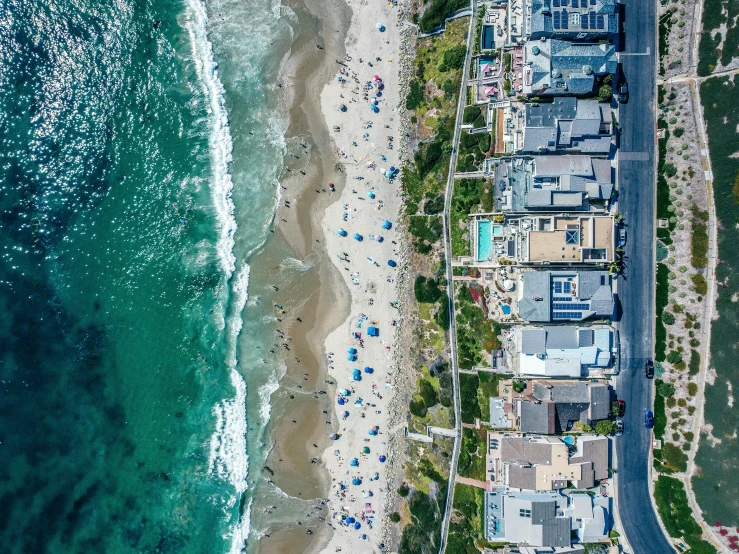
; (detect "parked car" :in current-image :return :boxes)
[645,410,654,429]
[645,359,654,379]
[618,227,627,247]
[616,419,624,437]
[617,399,625,417]
[618,81,628,103]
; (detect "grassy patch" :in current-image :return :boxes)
[448,484,486,553]
[459,372,481,423]
[458,427,486,480]
[418,0,469,33]
[450,179,485,256]
[654,379,668,441]
[455,282,502,369]
[655,476,717,554]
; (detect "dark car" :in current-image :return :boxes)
[617,399,626,417]
[618,82,628,103]
[645,359,654,379]
[645,410,654,429]
[616,419,624,437]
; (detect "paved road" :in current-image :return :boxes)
[437,3,475,551]
[615,0,674,552]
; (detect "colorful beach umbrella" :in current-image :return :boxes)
[353,233,363,241]
[352,478,362,485]
[363,446,370,454]
[382,220,392,230]
[350,457,359,467]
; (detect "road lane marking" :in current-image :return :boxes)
[620,151,650,161]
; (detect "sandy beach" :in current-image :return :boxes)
[317,1,410,551]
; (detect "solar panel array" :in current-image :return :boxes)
[554,11,560,28]
[553,303,590,310]
[597,14,605,29]
[590,11,596,28]
[553,312,583,319]
[553,0,560,6]
[572,0,578,6]
[553,281,573,294]
[562,10,569,28]
[581,14,588,28]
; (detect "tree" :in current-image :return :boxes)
[398,483,410,497]
[657,380,676,397]
[597,84,613,102]
[665,350,683,364]
[662,311,676,325]
[512,379,527,393]
[390,512,401,523]
[595,419,616,435]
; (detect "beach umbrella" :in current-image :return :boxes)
[339,104,347,112]
[346,517,355,524]
[354,522,362,530]
[373,74,380,81]
[367,326,379,337]
[352,478,362,485]
[350,457,359,467]
[371,105,379,113]
[348,348,357,355]
[337,228,348,237]
[353,373,362,382]
[340,389,350,396]
[363,446,370,454]
[385,170,393,179]
[363,366,374,374]
[376,22,384,30]
[353,233,363,241]
[368,191,376,199]
[375,236,384,243]
[373,472,380,480]
[337,397,346,405]
[354,398,363,405]
[371,98,378,105]
[342,411,350,418]
[379,455,387,463]
[387,259,397,267]
[389,166,396,173]
[330,433,339,440]
[368,429,378,436]
[382,220,392,230]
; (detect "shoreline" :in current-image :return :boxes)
[249,0,352,551]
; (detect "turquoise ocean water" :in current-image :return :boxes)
[0,0,294,551]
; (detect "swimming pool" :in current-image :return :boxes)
[492,224,504,236]
[477,220,492,261]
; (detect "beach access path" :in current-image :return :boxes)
[437,1,476,552]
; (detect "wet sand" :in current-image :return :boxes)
[250,0,351,551]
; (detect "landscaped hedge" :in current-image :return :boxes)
[655,477,717,554]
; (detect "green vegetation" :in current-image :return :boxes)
[450,179,485,255]
[458,428,486,480]
[660,442,688,472]
[597,84,613,103]
[448,484,486,553]
[399,488,445,554]
[595,419,616,436]
[655,476,717,554]
[688,382,699,396]
[654,379,668,441]
[459,373,481,423]
[697,0,739,75]
[457,132,490,172]
[463,105,481,125]
[409,215,443,253]
[691,273,708,295]
[418,0,469,33]
[441,45,467,72]
[691,206,709,268]
[415,275,444,304]
[689,349,701,376]
[655,263,670,361]
[455,283,502,369]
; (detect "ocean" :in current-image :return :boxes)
[0,0,295,552]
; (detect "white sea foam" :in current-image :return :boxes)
[258,371,280,424]
[184,0,237,278]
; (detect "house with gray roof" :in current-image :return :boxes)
[527,0,619,42]
[523,39,617,97]
[485,155,613,212]
[516,325,614,377]
[519,98,612,155]
[487,432,610,491]
[518,270,614,322]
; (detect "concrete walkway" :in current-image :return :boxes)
[455,475,488,490]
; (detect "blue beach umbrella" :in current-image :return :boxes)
[350,457,359,467]
[337,397,346,405]
[375,235,384,243]
[348,348,357,354]
[371,105,379,113]
[352,478,362,485]
[367,191,376,199]
[385,170,393,179]
[363,366,374,374]
[382,220,392,230]
[354,522,362,530]
[379,455,387,463]
[367,326,379,337]
[387,259,397,267]
[353,233,363,241]
[346,517,355,524]
[337,228,348,237]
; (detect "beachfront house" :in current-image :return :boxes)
[484,487,612,545]
[485,433,610,490]
[522,40,617,96]
[527,0,619,42]
[482,155,613,212]
[517,269,615,322]
[518,98,613,155]
[514,325,615,377]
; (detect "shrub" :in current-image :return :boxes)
[661,443,688,472]
[595,419,616,435]
[419,379,438,408]
[597,84,613,102]
[657,380,676,397]
[662,311,676,325]
[472,113,485,129]
[688,382,698,396]
[442,45,467,70]
[390,512,401,523]
[435,292,450,330]
[684,431,694,442]
[463,106,481,125]
[666,350,683,364]
[409,399,427,418]
[664,162,678,177]
[398,483,410,497]
[689,349,700,376]
[673,127,685,137]
[414,276,443,304]
[691,206,709,268]
[407,80,425,110]
[512,379,527,393]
